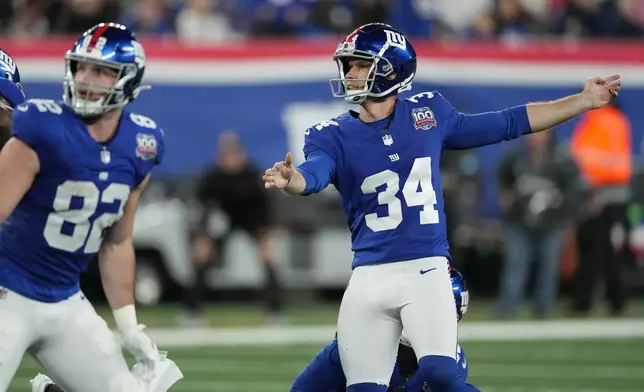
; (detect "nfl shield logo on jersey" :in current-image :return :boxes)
[0,286,8,299]
[100,147,111,164]
[135,133,158,161]
[412,107,437,130]
[382,134,393,146]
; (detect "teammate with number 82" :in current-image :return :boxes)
[0,23,182,392]
[263,22,621,392]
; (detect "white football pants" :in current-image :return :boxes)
[0,288,142,392]
[337,256,458,387]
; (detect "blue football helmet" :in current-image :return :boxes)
[0,48,25,110]
[450,267,469,321]
[329,23,417,104]
[64,23,149,117]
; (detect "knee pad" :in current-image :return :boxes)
[418,355,467,392]
[346,383,388,392]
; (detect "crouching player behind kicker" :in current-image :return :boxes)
[291,268,478,392]
[0,24,181,392]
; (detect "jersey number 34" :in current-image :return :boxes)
[44,181,131,254]
[361,156,439,232]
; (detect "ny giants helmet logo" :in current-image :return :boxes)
[384,30,407,50]
[411,107,437,130]
[79,36,107,58]
[0,51,16,76]
[135,133,157,160]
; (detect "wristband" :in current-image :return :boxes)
[113,304,138,332]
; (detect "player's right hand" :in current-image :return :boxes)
[263,152,294,190]
[118,324,161,382]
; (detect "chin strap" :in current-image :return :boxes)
[131,84,152,101]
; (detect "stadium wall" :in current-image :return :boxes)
[4,39,644,216]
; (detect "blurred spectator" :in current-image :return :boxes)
[183,130,284,327]
[175,0,238,43]
[595,0,644,38]
[351,0,388,28]
[247,0,304,36]
[471,0,544,41]
[7,0,49,37]
[496,130,582,319]
[569,103,634,316]
[308,0,352,37]
[550,0,601,38]
[1,0,642,40]
[119,0,175,36]
[389,0,490,38]
[0,0,13,33]
[440,150,470,270]
[49,0,121,34]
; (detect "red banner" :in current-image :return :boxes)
[2,37,644,63]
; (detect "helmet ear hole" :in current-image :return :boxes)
[341,58,352,75]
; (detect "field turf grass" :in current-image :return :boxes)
[7,301,644,391]
[10,339,644,391]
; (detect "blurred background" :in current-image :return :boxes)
[3,0,644,391]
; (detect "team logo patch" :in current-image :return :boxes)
[412,107,437,130]
[135,133,158,161]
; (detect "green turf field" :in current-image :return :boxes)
[10,339,644,391]
[7,302,644,391]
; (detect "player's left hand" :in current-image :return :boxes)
[118,324,161,382]
[582,75,621,109]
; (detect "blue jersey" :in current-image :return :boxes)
[0,99,165,302]
[298,91,530,268]
[290,338,469,392]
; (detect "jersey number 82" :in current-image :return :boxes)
[44,181,131,254]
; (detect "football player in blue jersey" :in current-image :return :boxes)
[0,24,181,392]
[0,48,26,145]
[263,22,620,392]
[291,267,477,392]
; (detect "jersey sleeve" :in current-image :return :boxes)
[289,338,346,392]
[302,121,339,162]
[154,128,166,166]
[127,110,166,186]
[298,122,340,195]
[11,101,54,163]
[428,91,532,150]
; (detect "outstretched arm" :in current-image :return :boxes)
[526,75,620,131]
[444,75,621,150]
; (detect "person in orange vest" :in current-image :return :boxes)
[569,102,633,316]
